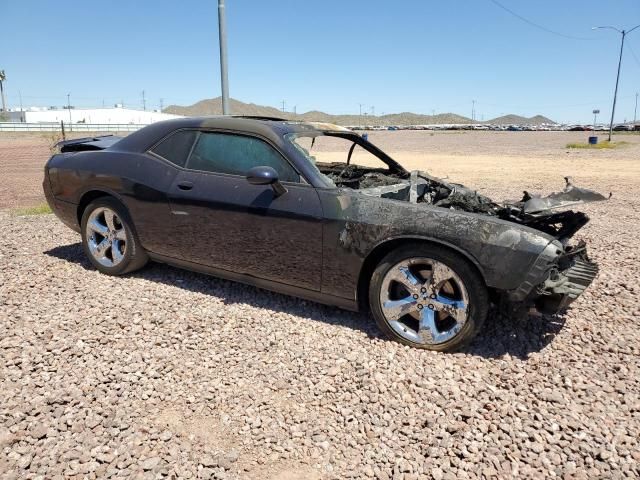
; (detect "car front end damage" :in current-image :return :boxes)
[318,162,606,316]
[537,241,599,312]
[505,238,599,317]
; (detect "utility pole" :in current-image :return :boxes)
[218,0,230,114]
[19,90,23,112]
[634,93,638,124]
[471,100,476,123]
[0,70,7,112]
[608,31,625,140]
[359,103,364,128]
[67,93,72,131]
[593,24,640,141]
[142,90,146,111]
[281,100,286,112]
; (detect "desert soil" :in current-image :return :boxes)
[1,131,639,479]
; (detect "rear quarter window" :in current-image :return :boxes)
[150,130,197,167]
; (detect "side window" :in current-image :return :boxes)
[186,132,299,182]
[150,130,197,167]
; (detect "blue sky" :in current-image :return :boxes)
[2,0,640,123]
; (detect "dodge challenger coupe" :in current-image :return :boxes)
[43,116,604,351]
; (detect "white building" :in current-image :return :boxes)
[4,106,182,125]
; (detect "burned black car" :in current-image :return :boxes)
[43,117,604,351]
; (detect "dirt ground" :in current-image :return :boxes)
[1,130,639,479]
[0,131,124,209]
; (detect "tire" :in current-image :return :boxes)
[80,197,148,275]
[369,243,488,352]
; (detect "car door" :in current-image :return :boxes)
[133,129,199,257]
[166,130,324,292]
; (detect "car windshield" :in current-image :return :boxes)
[286,133,336,186]
[285,132,392,187]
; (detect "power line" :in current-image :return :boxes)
[628,44,640,69]
[488,0,593,40]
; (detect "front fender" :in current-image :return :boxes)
[319,190,556,300]
[365,234,490,285]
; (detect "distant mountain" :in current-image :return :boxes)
[488,114,556,125]
[164,97,556,126]
[165,98,285,118]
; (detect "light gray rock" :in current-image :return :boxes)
[140,456,161,471]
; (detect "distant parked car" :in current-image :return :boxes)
[44,117,604,351]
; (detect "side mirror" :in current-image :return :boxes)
[246,166,287,197]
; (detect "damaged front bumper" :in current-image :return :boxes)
[506,241,598,315]
[534,242,599,313]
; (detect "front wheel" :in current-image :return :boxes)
[81,197,148,275]
[369,244,488,351]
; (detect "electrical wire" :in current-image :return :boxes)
[488,0,593,41]
[628,44,640,69]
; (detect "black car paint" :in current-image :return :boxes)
[44,116,560,311]
[166,171,324,291]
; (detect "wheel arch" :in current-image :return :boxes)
[356,236,488,311]
[77,189,129,226]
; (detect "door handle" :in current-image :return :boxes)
[177,181,194,191]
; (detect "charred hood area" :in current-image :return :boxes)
[318,162,609,243]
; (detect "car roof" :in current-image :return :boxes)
[112,116,355,153]
[165,116,355,135]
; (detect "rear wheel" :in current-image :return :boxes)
[81,197,148,275]
[369,244,488,351]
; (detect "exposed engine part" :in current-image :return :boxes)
[522,210,590,243]
[317,162,609,242]
[320,163,409,189]
[433,188,496,214]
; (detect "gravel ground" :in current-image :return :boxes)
[1,133,639,479]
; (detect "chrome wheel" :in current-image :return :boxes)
[85,207,127,267]
[379,257,469,346]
